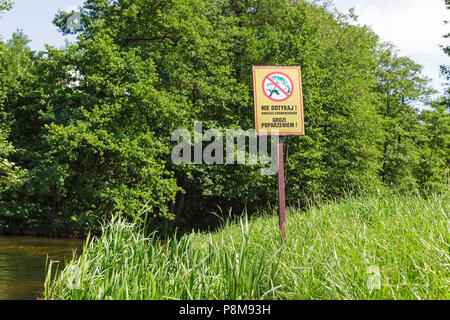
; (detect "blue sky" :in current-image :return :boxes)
[0,0,84,48]
[333,0,449,95]
[1,0,449,95]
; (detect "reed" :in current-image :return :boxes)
[44,193,449,300]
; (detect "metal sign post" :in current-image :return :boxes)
[277,136,287,243]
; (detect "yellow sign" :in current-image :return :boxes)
[252,66,304,135]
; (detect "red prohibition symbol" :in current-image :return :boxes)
[262,72,294,102]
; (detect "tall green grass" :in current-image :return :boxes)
[44,194,449,300]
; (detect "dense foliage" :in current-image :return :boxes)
[0,0,448,236]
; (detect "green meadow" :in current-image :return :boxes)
[44,194,449,300]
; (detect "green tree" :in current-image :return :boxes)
[375,44,432,191]
[47,0,392,231]
[1,0,442,236]
[0,0,11,12]
[440,0,450,118]
[416,101,449,192]
[0,3,29,232]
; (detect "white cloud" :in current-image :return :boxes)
[64,5,80,13]
[333,0,450,95]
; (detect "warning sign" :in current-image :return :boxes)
[262,72,294,102]
[253,66,304,135]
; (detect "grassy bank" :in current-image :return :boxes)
[44,194,449,300]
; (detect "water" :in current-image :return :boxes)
[0,236,84,300]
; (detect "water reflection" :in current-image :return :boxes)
[0,236,84,300]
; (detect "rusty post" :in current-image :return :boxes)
[277,135,287,243]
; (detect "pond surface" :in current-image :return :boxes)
[0,236,84,300]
